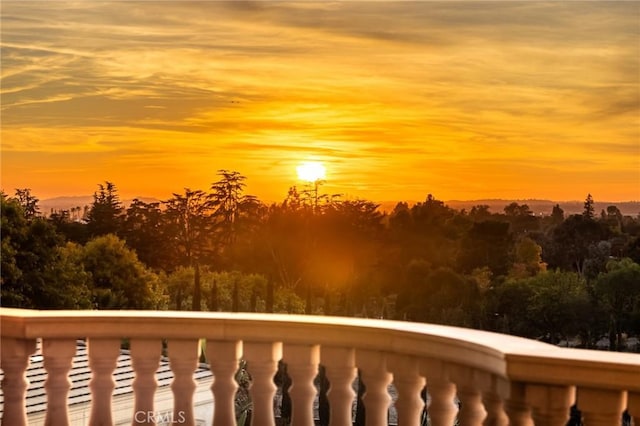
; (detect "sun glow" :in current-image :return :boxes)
[296,161,326,183]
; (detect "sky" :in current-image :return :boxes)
[1,1,639,203]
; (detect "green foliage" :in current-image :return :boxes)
[496,271,590,343]
[5,183,640,352]
[545,214,609,275]
[594,258,640,349]
[159,267,306,314]
[36,243,93,309]
[1,194,92,308]
[82,234,164,309]
[398,264,480,326]
[1,195,27,304]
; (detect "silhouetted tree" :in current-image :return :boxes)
[503,202,539,235]
[164,188,215,310]
[468,204,492,222]
[14,188,40,219]
[545,215,609,275]
[122,199,173,270]
[210,170,263,269]
[87,181,124,237]
[458,220,513,277]
[551,204,565,225]
[583,193,595,220]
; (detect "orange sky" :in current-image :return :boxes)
[1,1,639,202]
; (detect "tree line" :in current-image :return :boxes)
[2,172,639,351]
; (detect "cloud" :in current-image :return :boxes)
[1,1,638,201]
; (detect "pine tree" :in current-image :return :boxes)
[87,181,124,236]
[583,193,595,220]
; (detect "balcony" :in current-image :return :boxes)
[1,308,638,426]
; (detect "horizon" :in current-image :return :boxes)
[2,2,639,202]
[14,190,640,222]
[32,192,640,204]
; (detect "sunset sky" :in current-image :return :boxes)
[1,1,639,203]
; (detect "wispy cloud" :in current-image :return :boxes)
[1,1,638,201]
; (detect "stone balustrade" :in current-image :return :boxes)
[1,308,638,426]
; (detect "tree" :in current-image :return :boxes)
[210,170,262,268]
[526,271,590,344]
[503,202,539,235]
[583,193,595,220]
[458,220,513,277]
[164,188,215,310]
[34,243,92,309]
[399,265,479,326]
[211,170,247,243]
[308,199,386,315]
[1,194,30,306]
[551,204,564,225]
[87,181,124,237]
[509,237,547,278]
[604,205,623,234]
[388,195,460,272]
[1,193,91,309]
[49,208,89,244]
[594,258,640,351]
[14,188,40,219]
[122,199,173,271]
[545,214,609,275]
[583,240,612,281]
[495,271,590,343]
[82,234,164,309]
[504,202,532,218]
[468,204,492,222]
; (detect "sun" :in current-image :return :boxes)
[296,161,326,182]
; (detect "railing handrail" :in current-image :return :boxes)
[1,307,639,392]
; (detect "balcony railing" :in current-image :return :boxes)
[1,308,638,426]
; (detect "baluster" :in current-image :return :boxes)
[283,344,320,426]
[450,365,486,426]
[42,338,76,426]
[321,347,357,426]
[357,350,392,426]
[482,391,509,426]
[628,391,639,426]
[505,382,534,426]
[0,337,37,426]
[479,374,509,426]
[527,384,574,426]
[130,339,162,426]
[578,387,627,426]
[168,339,200,426]
[88,338,121,426]
[388,354,425,425]
[206,340,242,426]
[420,359,457,426]
[244,341,282,426]
[427,380,457,426]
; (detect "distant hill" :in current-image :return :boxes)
[39,196,160,216]
[39,196,639,217]
[378,199,640,217]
